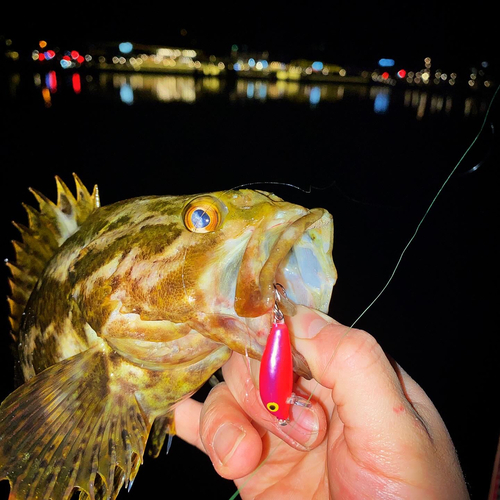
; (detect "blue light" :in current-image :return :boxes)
[374,91,390,114]
[119,42,133,54]
[233,63,241,71]
[309,87,321,105]
[312,61,323,71]
[60,59,71,69]
[248,58,255,68]
[260,60,268,69]
[378,58,395,67]
[247,82,254,98]
[120,83,134,105]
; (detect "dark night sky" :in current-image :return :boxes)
[2,1,497,68]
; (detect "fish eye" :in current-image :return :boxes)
[183,196,225,233]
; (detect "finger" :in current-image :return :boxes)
[199,382,263,480]
[288,306,469,497]
[287,306,433,444]
[222,351,328,451]
[173,397,205,453]
[389,359,453,443]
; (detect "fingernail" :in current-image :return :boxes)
[290,403,319,433]
[307,318,329,338]
[294,316,329,339]
[286,404,320,448]
[291,305,333,339]
[212,423,246,466]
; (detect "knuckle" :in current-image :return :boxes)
[335,328,384,373]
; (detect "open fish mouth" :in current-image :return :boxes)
[234,207,337,319]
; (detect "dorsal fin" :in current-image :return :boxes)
[6,174,100,340]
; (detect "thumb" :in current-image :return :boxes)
[287,306,424,437]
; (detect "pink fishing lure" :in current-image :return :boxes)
[259,321,294,423]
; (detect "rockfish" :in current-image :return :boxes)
[0,175,336,499]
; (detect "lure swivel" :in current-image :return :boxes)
[272,282,286,322]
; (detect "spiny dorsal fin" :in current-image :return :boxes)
[7,174,99,340]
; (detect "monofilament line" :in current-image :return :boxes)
[228,84,498,500]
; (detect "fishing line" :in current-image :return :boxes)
[223,181,313,194]
[228,84,498,500]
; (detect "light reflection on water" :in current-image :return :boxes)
[5,70,492,119]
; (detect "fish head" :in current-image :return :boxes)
[179,189,337,373]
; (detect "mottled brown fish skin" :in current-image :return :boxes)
[19,193,235,416]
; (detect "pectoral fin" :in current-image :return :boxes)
[0,344,149,500]
[148,413,175,458]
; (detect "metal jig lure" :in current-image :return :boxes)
[259,283,310,425]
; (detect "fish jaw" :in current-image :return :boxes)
[234,206,336,319]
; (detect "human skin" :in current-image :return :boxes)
[174,305,469,499]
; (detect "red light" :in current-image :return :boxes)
[382,72,389,80]
[47,71,57,92]
[71,50,80,60]
[38,52,45,61]
[397,69,407,78]
[72,73,81,94]
[76,55,85,64]
[63,55,71,61]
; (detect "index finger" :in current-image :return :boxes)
[287,306,431,440]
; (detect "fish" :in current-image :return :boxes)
[0,174,337,500]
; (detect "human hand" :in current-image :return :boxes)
[174,305,469,499]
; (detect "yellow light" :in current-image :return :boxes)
[42,87,51,107]
[39,40,47,49]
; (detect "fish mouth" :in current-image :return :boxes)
[234,207,337,320]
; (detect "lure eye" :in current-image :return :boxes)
[266,402,279,412]
[183,196,225,233]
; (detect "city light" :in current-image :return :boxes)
[378,58,395,67]
[120,83,134,104]
[3,38,495,96]
[72,73,81,94]
[119,42,133,54]
[373,89,390,114]
[312,61,323,71]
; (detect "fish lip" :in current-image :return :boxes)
[234,207,336,319]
